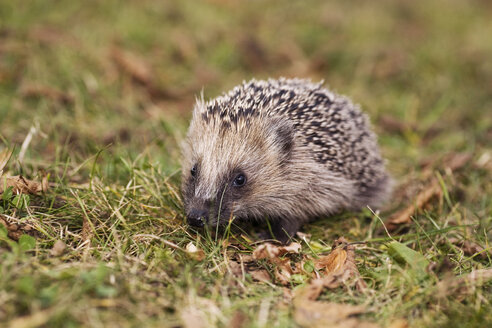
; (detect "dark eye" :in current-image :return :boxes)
[233,174,246,187]
[191,164,197,178]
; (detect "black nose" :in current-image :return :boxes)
[187,209,208,227]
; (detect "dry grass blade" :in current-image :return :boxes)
[385,178,442,231]
[0,147,14,176]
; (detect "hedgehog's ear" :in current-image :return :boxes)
[268,117,295,156]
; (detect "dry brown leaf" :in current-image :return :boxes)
[273,258,295,285]
[19,82,74,104]
[227,259,243,277]
[311,237,367,291]
[435,269,492,299]
[81,216,93,242]
[294,262,375,328]
[293,300,378,328]
[443,152,472,171]
[50,240,67,257]
[185,242,205,261]
[0,215,38,241]
[181,308,207,328]
[386,179,442,231]
[6,309,53,328]
[110,46,185,100]
[379,115,416,134]
[110,47,152,85]
[228,310,247,328]
[387,319,409,328]
[315,247,347,273]
[294,278,326,301]
[250,269,271,283]
[252,242,301,260]
[29,26,78,47]
[449,237,489,259]
[252,242,301,285]
[0,175,47,194]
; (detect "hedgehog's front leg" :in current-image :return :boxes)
[260,218,300,244]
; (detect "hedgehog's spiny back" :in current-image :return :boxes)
[195,78,389,196]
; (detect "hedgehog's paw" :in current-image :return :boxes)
[258,218,300,245]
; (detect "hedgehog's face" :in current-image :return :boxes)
[181,110,295,229]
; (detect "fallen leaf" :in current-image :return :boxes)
[185,241,205,261]
[312,237,366,291]
[250,269,271,283]
[181,308,207,328]
[81,215,93,242]
[314,247,347,273]
[253,242,301,260]
[293,278,326,301]
[7,309,53,328]
[110,46,152,85]
[252,242,301,285]
[379,115,416,134]
[29,26,78,47]
[443,152,472,171]
[110,46,185,100]
[449,238,489,259]
[19,82,74,104]
[0,217,37,241]
[293,300,378,328]
[0,175,47,194]
[385,179,442,231]
[228,310,247,328]
[273,258,295,285]
[50,240,67,257]
[387,319,409,328]
[435,269,492,299]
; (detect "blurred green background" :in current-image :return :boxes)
[1,0,491,176]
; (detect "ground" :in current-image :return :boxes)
[0,0,491,327]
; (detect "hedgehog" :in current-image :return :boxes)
[181,78,391,243]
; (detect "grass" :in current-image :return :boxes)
[0,0,491,327]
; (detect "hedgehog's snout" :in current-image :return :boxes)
[187,208,209,227]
